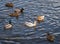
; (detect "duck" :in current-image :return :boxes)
[4,20,12,29]
[37,16,44,22]
[14,8,24,13]
[5,2,13,7]
[46,32,55,42]
[9,12,19,18]
[25,21,37,27]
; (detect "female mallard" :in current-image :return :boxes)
[5,3,13,7]
[14,8,24,13]
[25,21,37,27]
[37,16,44,22]
[9,12,19,18]
[4,20,12,29]
[46,33,55,42]
[4,24,12,29]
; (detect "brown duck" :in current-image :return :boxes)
[9,12,19,19]
[5,3,13,7]
[46,33,55,42]
[37,16,44,23]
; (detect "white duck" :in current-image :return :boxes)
[37,16,44,22]
[4,20,12,29]
[4,24,12,29]
[25,21,37,27]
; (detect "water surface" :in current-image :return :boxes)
[0,0,60,44]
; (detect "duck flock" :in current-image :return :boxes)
[0,2,56,42]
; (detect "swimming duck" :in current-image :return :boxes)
[25,21,37,27]
[14,8,24,13]
[9,12,19,18]
[37,16,44,22]
[46,33,55,42]
[4,20,12,29]
[5,3,13,7]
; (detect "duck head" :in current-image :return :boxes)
[20,8,24,13]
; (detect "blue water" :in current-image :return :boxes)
[0,0,60,44]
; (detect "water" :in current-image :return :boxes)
[0,0,60,44]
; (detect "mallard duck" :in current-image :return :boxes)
[25,21,37,27]
[4,20,12,29]
[14,8,24,13]
[5,3,13,7]
[37,16,44,22]
[46,33,55,42]
[4,24,12,29]
[9,12,19,17]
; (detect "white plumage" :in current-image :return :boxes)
[14,8,20,13]
[4,24,12,29]
[40,16,44,20]
[25,21,37,27]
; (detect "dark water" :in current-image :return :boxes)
[0,0,60,44]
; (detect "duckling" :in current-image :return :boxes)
[25,21,37,27]
[5,3,13,7]
[46,33,55,42]
[37,16,44,22]
[4,20,12,29]
[14,8,24,13]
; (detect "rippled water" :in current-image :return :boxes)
[0,0,60,44]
